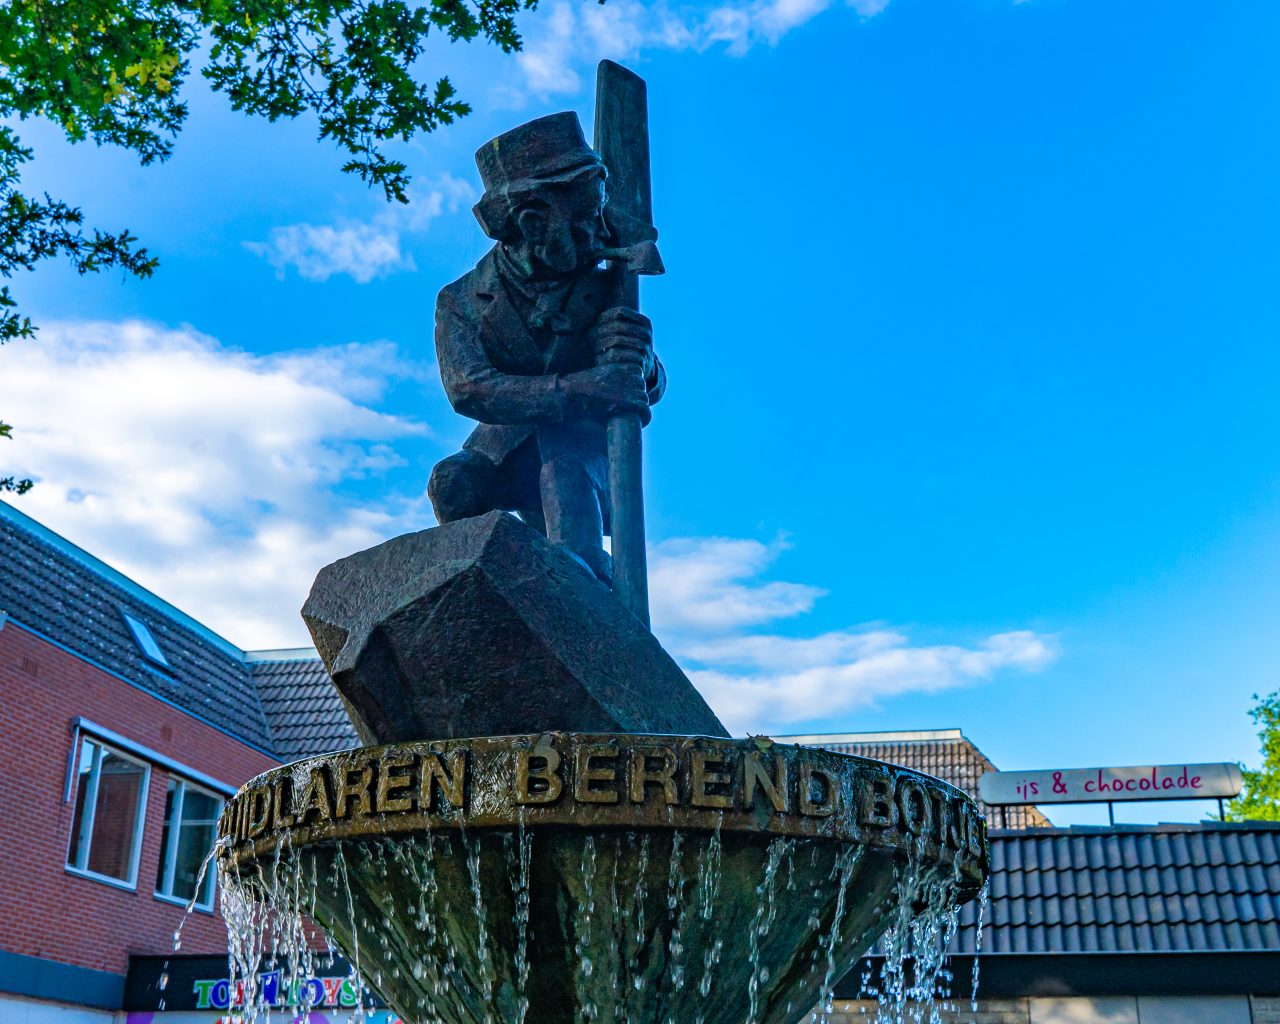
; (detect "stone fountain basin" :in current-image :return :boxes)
[218,734,988,1024]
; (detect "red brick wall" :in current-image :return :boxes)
[0,622,280,978]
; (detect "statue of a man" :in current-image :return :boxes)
[429,112,665,583]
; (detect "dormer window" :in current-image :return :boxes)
[121,611,170,669]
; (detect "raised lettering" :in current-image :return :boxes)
[274,779,293,829]
[575,745,620,803]
[799,763,835,817]
[376,753,416,814]
[629,746,679,805]
[934,793,963,850]
[691,749,734,809]
[334,763,374,819]
[742,753,789,813]
[295,767,334,825]
[896,777,931,836]
[515,746,563,805]
[247,786,272,838]
[964,805,984,859]
[422,751,466,809]
[858,777,897,828]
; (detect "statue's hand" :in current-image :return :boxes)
[561,364,652,425]
[590,306,655,379]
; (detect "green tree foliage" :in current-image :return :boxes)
[0,0,539,492]
[1224,690,1280,821]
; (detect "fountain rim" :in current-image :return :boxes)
[217,733,989,894]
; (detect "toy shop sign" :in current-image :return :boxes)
[979,763,1242,806]
[125,956,389,1014]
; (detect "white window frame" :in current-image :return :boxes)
[154,776,224,912]
[65,735,151,891]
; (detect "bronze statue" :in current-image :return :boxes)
[268,64,989,1024]
[429,98,662,603]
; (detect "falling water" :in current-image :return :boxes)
[664,830,687,996]
[216,823,978,1024]
[856,837,975,1024]
[465,832,496,1022]
[970,880,989,1014]
[746,838,791,1024]
[626,832,652,997]
[691,818,725,1019]
[334,840,368,1022]
[576,835,600,1024]
[508,821,533,1024]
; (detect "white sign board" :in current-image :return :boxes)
[979,763,1242,805]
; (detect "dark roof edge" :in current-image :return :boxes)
[777,728,966,744]
[989,820,1280,837]
[6,615,279,761]
[0,499,246,661]
[942,949,1280,957]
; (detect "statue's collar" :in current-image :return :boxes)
[473,246,586,300]
[471,248,505,300]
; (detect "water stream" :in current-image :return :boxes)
[854,838,980,1024]
[214,826,976,1024]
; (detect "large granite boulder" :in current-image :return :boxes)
[302,511,727,743]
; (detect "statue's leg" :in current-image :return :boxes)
[500,437,550,536]
[430,442,546,530]
[428,451,502,524]
[540,457,610,583]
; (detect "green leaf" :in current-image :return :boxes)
[0,0,568,482]
[1224,691,1280,821]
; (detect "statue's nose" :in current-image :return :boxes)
[593,240,665,276]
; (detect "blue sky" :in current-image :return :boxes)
[4,0,1279,823]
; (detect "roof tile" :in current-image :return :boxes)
[0,514,276,752]
[958,823,1280,955]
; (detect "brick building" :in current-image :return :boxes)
[0,501,331,1020]
[2,499,1278,1022]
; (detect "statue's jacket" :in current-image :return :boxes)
[435,246,666,466]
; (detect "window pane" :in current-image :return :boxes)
[176,788,220,905]
[156,781,221,907]
[155,780,179,893]
[85,748,146,881]
[67,737,98,869]
[123,611,170,667]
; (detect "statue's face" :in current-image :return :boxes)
[515,173,608,276]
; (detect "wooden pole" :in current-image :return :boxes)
[594,60,652,627]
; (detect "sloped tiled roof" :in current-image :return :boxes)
[0,502,276,753]
[951,822,1280,953]
[249,652,358,759]
[784,729,1051,830]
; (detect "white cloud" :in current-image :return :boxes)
[649,535,825,633]
[246,175,476,284]
[1,320,431,646]
[1,321,1055,723]
[649,536,1057,734]
[687,630,1056,734]
[247,222,408,284]
[507,0,888,102]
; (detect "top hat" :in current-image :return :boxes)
[475,112,605,199]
